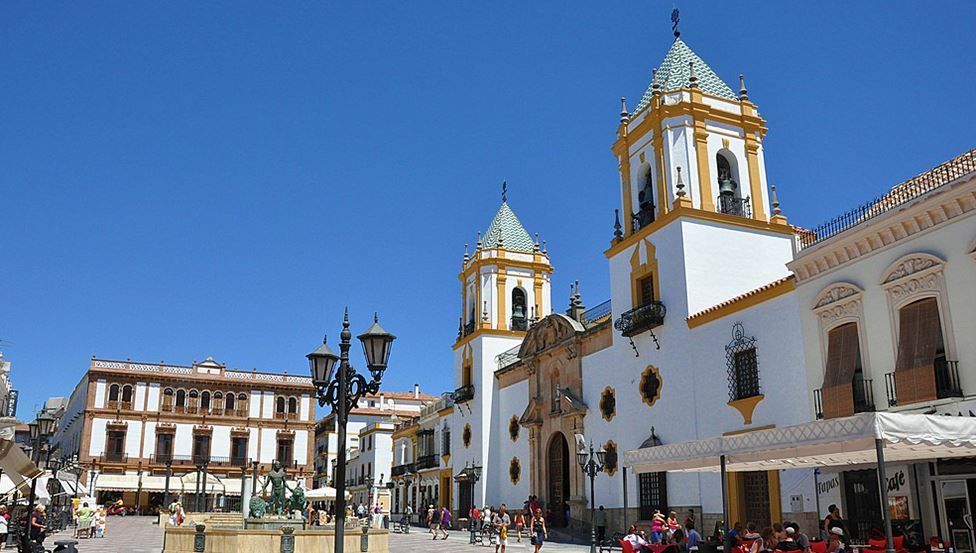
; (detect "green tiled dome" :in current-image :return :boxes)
[483,202,535,253]
[635,38,737,113]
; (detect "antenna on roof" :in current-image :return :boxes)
[502,181,508,203]
[671,7,680,38]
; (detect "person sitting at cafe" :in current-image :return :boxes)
[827,528,845,553]
[775,527,803,552]
[625,525,650,552]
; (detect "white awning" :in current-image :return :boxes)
[623,412,976,474]
[95,472,255,496]
[305,485,351,501]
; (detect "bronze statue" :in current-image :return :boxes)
[261,460,293,515]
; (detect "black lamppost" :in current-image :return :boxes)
[576,441,606,553]
[24,411,56,549]
[307,310,395,553]
[466,463,483,544]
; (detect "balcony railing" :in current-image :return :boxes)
[149,454,253,467]
[580,300,612,327]
[936,359,962,399]
[497,346,521,370]
[416,454,439,470]
[717,195,752,218]
[799,149,976,250]
[453,384,475,404]
[462,320,475,337]
[100,452,127,463]
[886,361,962,407]
[391,463,415,477]
[614,300,666,337]
[813,378,875,419]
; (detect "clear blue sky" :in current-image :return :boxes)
[2,2,974,418]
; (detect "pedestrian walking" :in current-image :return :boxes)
[594,505,608,544]
[514,510,526,543]
[430,505,442,539]
[439,506,451,539]
[530,507,548,553]
[493,504,511,553]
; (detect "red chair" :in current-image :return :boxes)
[810,541,828,553]
[621,539,636,553]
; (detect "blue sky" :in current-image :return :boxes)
[2,2,974,418]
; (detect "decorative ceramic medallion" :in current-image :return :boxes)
[639,365,663,408]
[509,415,520,442]
[603,440,619,476]
[509,457,521,485]
[600,387,616,422]
[463,424,472,448]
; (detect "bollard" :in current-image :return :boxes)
[193,524,207,552]
[280,525,295,553]
[360,525,369,552]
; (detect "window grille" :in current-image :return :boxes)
[726,322,760,402]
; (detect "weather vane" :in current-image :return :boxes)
[671,7,680,38]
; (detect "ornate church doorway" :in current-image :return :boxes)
[547,432,570,527]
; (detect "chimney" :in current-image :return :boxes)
[379,393,385,410]
[414,384,420,399]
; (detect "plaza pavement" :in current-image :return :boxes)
[39,517,594,553]
[43,515,164,553]
[391,526,592,553]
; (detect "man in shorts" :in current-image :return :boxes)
[493,504,511,553]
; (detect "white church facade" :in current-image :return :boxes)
[446,32,821,534]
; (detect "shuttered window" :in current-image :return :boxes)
[895,298,942,373]
[823,323,861,387]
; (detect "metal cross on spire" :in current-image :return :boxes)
[671,7,680,38]
[502,180,508,203]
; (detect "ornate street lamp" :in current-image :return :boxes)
[577,441,606,553]
[24,411,56,550]
[308,310,395,553]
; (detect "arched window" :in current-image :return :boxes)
[237,393,248,417]
[511,288,528,330]
[188,390,199,413]
[162,388,174,411]
[201,391,211,411]
[635,163,655,229]
[213,392,222,412]
[176,389,187,412]
[121,385,133,404]
[225,393,236,413]
[288,397,298,416]
[108,384,120,402]
[276,396,286,419]
[716,152,749,217]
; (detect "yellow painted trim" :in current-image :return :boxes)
[639,365,663,408]
[496,268,507,330]
[727,395,764,425]
[460,257,553,282]
[722,424,776,436]
[745,136,768,221]
[600,386,616,422]
[691,99,715,213]
[533,273,544,319]
[629,241,660,309]
[686,278,796,329]
[392,425,422,440]
[625,89,767,148]
[620,152,633,238]
[437,406,454,417]
[654,128,669,218]
[453,328,526,350]
[603,439,619,477]
[604,203,795,259]
[768,469,782,524]
[727,471,743,526]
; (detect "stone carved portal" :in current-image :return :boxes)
[547,432,570,528]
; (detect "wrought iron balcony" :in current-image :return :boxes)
[416,454,439,470]
[614,300,666,337]
[463,320,475,337]
[936,359,962,399]
[885,361,962,407]
[717,195,752,218]
[100,452,127,463]
[813,378,874,419]
[453,384,475,404]
[391,463,415,477]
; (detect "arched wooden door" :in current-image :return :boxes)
[547,432,570,527]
